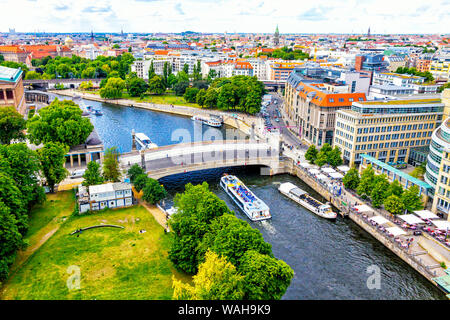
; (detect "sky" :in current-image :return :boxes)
[0,0,449,34]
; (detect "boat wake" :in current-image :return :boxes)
[259,219,276,235]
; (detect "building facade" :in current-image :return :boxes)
[333,99,443,167]
[0,66,26,115]
[284,71,366,147]
[78,182,133,213]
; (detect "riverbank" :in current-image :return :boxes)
[51,89,257,136]
[286,158,449,295]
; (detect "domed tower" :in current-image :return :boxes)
[65,36,74,48]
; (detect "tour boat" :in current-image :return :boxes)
[191,115,222,127]
[92,108,103,116]
[278,182,337,220]
[220,174,271,221]
[134,132,158,150]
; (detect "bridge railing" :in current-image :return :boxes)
[145,156,280,178]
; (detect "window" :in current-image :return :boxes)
[339,98,344,102]
[329,98,334,103]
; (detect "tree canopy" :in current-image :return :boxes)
[27,99,93,147]
[0,106,26,145]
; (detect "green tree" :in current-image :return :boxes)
[0,172,28,234]
[343,167,360,190]
[169,182,231,274]
[196,89,207,106]
[0,106,26,144]
[401,185,423,213]
[102,147,121,182]
[27,99,93,147]
[0,143,45,209]
[239,250,294,300]
[384,194,405,215]
[99,77,126,99]
[198,214,272,268]
[327,146,343,167]
[142,178,167,204]
[127,164,145,184]
[183,87,200,103]
[148,61,156,79]
[204,87,218,108]
[385,180,404,198]
[370,174,390,208]
[79,80,93,90]
[38,142,69,193]
[320,143,332,155]
[147,75,165,95]
[173,81,189,96]
[176,70,189,84]
[356,165,375,199]
[127,77,148,97]
[133,174,148,192]
[82,161,104,187]
[304,145,318,163]
[183,63,189,74]
[314,151,328,167]
[172,250,245,300]
[0,201,25,280]
[217,83,236,110]
[24,71,42,80]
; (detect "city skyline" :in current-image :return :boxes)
[0,0,449,34]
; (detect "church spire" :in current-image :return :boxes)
[274,25,280,46]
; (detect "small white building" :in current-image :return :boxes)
[78,182,133,213]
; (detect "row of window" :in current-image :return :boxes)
[357,124,434,134]
[355,139,430,150]
[356,131,433,142]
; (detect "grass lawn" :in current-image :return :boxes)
[86,89,202,109]
[0,194,191,300]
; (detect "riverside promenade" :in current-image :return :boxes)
[52,89,257,136]
[286,158,449,294]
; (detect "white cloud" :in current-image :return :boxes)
[0,0,448,34]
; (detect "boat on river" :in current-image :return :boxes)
[191,115,222,127]
[278,182,337,220]
[135,132,158,150]
[220,174,271,221]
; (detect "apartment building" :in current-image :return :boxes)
[430,57,450,80]
[333,99,443,167]
[268,61,305,81]
[416,58,431,72]
[284,71,366,147]
[131,58,171,80]
[0,66,26,115]
[430,132,450,220]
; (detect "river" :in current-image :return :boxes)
[57,94,446,300]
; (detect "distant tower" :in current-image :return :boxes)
[121,27,124,37]
[274,25,280,46]
[91,30,94,42]
[368,27,371,38]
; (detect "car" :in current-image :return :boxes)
[70,169,86,179]
[413,231,422,236]
[275,118,280,122]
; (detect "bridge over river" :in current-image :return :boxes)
[119,139,284,179]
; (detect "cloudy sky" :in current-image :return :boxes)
[0,0,449,34]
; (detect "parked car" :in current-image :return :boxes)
[70,169,86,179]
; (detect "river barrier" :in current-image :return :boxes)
[50,89,449,297]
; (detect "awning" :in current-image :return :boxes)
[369,215,390,225]
[413,210,439,220]
[431,220,450,231]
[398,214,425,225]
[337,165,350,173]
[321,167,336,173]
[329,172,344,179]
[309,168,321,175]
[353,204,373,212]
[316,174,329,181]
[386,226,407,237]
[299,162,312,168]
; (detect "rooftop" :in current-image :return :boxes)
[360,154,432,190]
[0,66,23,83]
[359,98,442,105]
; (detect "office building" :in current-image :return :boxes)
[333,98,443,167]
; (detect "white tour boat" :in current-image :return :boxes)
[278,182,337,220]
[191,115,222,127]
[134,132,158,150]
[220,175,271,221]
